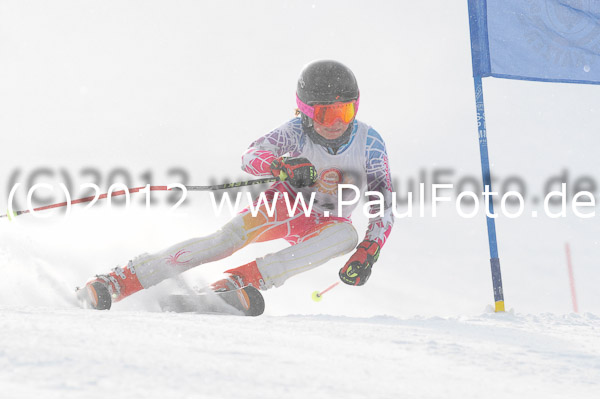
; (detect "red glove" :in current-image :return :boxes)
[339,240,381,286]
[270,156,318,188]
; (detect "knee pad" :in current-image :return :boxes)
[333,222,359,254]
[256,222,358,289]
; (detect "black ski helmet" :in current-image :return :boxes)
[296,60,359,153]
[297,60,359,106]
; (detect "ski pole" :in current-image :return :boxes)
[185,176,278,191]
[311,281,340,302]
[0,177,279,219]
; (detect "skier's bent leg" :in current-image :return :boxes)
[133,218,248,289]
[81,216,249,306]
[223,223,358,290]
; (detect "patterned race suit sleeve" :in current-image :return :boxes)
[241,119,304,176]
[364,128,394,248]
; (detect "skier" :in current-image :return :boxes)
[78,60,394,311]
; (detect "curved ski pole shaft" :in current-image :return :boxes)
[0,185,170,219]
[0,177,280,219]
[312,281,340,302]
[319,282,340,296]
[185,177,279,191]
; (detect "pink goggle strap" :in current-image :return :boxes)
[296,94,315,118]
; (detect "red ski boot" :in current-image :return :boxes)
[211,260,266,292]
[77,263,143,310]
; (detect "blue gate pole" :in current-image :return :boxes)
[473,76,505,312]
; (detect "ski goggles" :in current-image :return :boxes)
[296,94,360,127]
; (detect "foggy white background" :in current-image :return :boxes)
[1,0,599,316]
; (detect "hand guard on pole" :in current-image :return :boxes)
[270,156,318,188]
[339,240,381,286]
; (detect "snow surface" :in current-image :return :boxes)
[1,307,599,399]
[1,0,600,397]
[0,305,598,399]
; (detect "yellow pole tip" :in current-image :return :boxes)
[311,291,322,302]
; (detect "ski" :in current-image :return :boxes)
[159,286,265,317]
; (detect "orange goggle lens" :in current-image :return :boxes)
[313,101,357,127]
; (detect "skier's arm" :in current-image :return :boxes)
[363,128,394,248]
[339,128,394,286]
[241,119,303,176]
